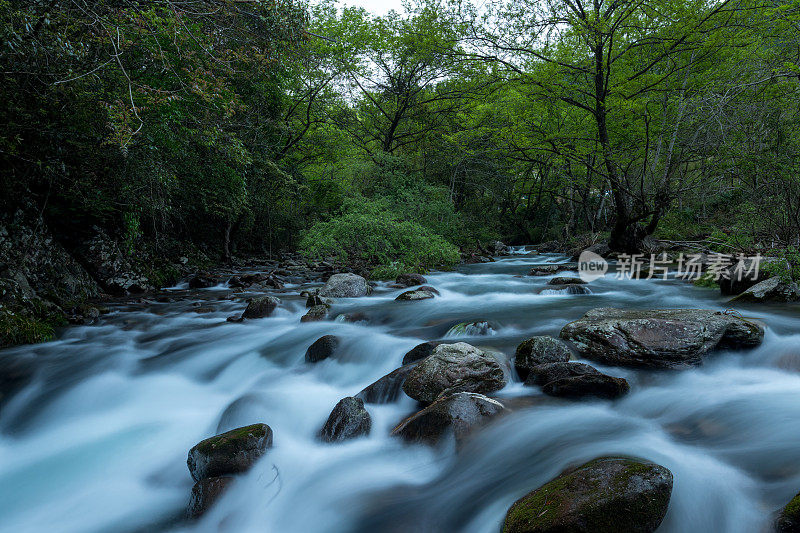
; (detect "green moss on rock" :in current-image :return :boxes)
[503,456,673,533]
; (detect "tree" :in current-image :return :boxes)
[456,0,750,251]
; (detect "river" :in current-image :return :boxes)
[1,251,799,533]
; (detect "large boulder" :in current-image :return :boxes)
[391,392,505,445]
[514,336,572,379]
[402,341,442,365]
[356,364,417,404]
[318,397,371,443]
[187,424,272,482]
[502,457,673,533]
[560,308,764,368]
[776,490,800,532]
[395,273,427,287]
[319,273,371,298]
[305,335,340,363]
[187,476,234,519]
[733,276,800,303]
[401,342,507,403]
[241,296,280,319]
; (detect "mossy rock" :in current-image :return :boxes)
[187,423,272,482]
[503,456,672,533]
[776,490,800,532]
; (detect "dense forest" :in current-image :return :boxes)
[2,0,800,341]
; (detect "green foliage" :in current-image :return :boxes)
[299,202,460,276]
[765,247,800,283]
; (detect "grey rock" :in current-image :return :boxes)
[514,336,572,379]
[318,397,371,443]
[402,342,507,403]
[301,305,328,322]
[391,392,505,445]
[187,476,234,519]
[733,276,800,303]
[395,273,427,287]
[305,335,340,363]
[319,273,371,298]
[241,295,280,319]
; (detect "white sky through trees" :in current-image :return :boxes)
[339,0,406,14]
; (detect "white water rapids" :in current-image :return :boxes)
[1,253,800,533]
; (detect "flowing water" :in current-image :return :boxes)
[2,252,800,533]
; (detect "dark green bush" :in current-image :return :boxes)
[299,203,460,278]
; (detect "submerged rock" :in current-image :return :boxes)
[538,284,591,295]
[301,304,328,322]
[776,490,800,532]
[356,364,417,404]
[187,424,273,482]
[542,373,630,399]
[548,276,587,285]
[502,457,673,533]
[528,265,575,276]
[318,397,371,443]
[187,476,234,519]
[396,289,436,301]
[445,321,497,337]
[319,273,371,298]
[391,392,505,445]
[733,276,800,303]
[188,273,216,289]
[241,296,280,319]
[305,335,340,363]
[395,273,428,287]
[402,341,442,365]
[560,308,764,368]
[524,361,600,386]
[402,342,507,403]
[514,336,572,379]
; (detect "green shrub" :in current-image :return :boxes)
[299,206,460,277]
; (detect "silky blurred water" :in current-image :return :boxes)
[1,252,799,533]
